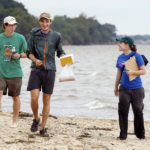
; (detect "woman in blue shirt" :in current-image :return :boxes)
[114,36,146,140]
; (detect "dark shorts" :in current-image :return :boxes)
[0,76,22,97]
[27,68,56,94]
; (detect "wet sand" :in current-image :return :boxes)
[0,112,150,150]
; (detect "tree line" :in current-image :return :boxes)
[0,0,117,45]
[51,14,116,45]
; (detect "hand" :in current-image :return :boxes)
[35,59,43,66]
[114,87,119,96]
[126,70,134,76]
[12,53,20,59]
[60,54,65,57]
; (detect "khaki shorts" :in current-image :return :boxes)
[0,76,22,97]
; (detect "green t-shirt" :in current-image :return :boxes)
[0,32,27,78]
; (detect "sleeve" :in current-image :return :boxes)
[116,56,124,71]
[116,58,120,69]
[26,35,35,58]
[56,33,66,57]
[19,35,27,53]
[135,54,144,67]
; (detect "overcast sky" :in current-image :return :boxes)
[15,0,150,35]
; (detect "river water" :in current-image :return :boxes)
[2,45,150,120]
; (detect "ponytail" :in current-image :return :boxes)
[131,44,137,52]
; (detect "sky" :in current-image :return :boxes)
[15,0,150,35]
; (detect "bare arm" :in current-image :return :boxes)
[126,65,146,76]
[29,54,42,67]
[20,52,27,58]
[12,52,27,59]
[114,69,121,96]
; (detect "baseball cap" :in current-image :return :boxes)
[116,36,134,47]
[3,16,18,25]
[39,12,51,20]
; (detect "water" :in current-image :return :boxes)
[2,45,150,120]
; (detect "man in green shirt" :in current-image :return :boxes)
[0,16,27,127]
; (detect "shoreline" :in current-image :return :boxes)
[0,112,150,150]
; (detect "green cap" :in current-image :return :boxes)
[116,36,134,47]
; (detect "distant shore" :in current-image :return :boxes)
[0,112,150,150]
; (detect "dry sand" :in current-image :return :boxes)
[0,112,150,150]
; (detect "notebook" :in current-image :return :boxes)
[123,56,139,81]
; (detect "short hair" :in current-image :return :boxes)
[3,23,8,29]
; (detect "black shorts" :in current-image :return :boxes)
[27,68,56,94]
[0,76,22,96]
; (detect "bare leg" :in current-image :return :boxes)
[31,89,40,120]
[0,91,3,112]
[11,96,20,127]
[41,93,51,129]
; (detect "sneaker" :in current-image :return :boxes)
[40,128,49,137]
[30,118,40,132]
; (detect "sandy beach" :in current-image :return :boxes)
[0,112,150,150]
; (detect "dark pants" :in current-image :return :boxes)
[118,86,145,139]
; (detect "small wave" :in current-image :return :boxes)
[85,100,117,110]
[90,72,98,76]
[66,95,79,99]
[145,108,150,111]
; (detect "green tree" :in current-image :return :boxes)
[0,0,117,45]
